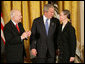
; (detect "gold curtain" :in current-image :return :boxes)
[1,1,81,62]
[58,1,80,42]
[58,1,83,62]
[1,1,48,62]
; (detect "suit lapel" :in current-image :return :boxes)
[40,17,55,37]
[18,23,24,34]
[62,22,69,32]
[40,16,47,37]
[10,20,20,35]
[48,18,55,36]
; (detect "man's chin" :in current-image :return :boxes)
[49,17,52,19]
[19,20,21,22]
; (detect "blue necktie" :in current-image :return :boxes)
[45,19,49,35]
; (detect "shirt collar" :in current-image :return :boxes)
[43,15,47,21]
[11,19,17,25]
[63,21,68,26]
[43,15,50,22]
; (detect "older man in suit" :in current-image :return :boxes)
[30,4,60,63]
[3,10,31,63]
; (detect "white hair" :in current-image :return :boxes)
[10,10,16,18]
[10,10,20,19]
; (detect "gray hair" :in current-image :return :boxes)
[10,10,19,18]
[10,10,15,18]
[43,4,54,12]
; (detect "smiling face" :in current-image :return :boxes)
[60,11,67,22]
[14,11,22,23]
[11,10,22,24]
[44,7,54,19]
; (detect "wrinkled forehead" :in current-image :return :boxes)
[14,10,21,15]
[48,7,54,12]
[11,10,21,16]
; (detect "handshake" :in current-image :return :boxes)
[21,31,31,40]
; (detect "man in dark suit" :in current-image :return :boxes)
[30,4,60,63]
[3,10,31,63]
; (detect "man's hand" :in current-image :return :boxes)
[26,31,31,37]
[21,31,31,40]
[21,32,29,40]
[56,49,60,56]
[70,57,75,62]
[31,49,37,56]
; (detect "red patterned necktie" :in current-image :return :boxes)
[16,24,20,32]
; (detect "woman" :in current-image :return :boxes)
[57,10,76,63]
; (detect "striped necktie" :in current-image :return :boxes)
[16,24,20,32]
[45,19,49,35]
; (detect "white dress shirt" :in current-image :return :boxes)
[62,21,68,31]
[43,15,50,28]
[11,20,17,26]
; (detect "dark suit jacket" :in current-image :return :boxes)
[57,22,76,63]
[3,20,26,63]
[30,16,60,58]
